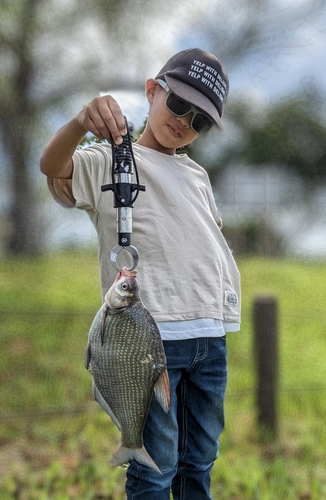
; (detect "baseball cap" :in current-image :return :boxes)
[155,48,229,129]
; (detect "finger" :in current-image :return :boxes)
[88,116,106,141]
[96,97,127,144]
[83,104,112,141]
[78,106,105,140]
[80,96,127,144]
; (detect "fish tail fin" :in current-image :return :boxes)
[111,445,161,474]
[154,368,170,413]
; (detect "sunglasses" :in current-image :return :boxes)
[157,79,213,134]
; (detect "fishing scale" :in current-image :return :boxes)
[101,117,145,272]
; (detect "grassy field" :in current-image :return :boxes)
[0,252,325,499]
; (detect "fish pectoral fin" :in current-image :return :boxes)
[92,381,121,431]
[153,368,170,413]
[85,341,91,370]
[100,303,109,346]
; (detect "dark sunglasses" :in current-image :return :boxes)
[157,79,213,134]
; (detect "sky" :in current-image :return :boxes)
[231,1,326,94]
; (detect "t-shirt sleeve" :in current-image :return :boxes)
[45,144,111,211]
[71,145,111,211]
[47,177,75,208]
[203,170,223,229]
[210,192,223,229]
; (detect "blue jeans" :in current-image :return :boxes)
[126,336,227,500]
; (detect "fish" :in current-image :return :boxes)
[85,267,170,474]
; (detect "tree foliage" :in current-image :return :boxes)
[203,82,326,188]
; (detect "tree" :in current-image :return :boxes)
[0,0,40,255]
[198,82,326,190]
[0,0,146,256]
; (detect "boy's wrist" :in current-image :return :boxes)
[71,113,89,140]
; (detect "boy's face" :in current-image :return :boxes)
[142,80,198,154]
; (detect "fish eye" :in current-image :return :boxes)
[121,282,129,291]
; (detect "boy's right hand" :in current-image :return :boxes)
[76,95,128,145]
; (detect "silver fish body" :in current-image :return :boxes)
[85,268,170,473]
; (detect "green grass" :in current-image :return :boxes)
[0,252,326,499]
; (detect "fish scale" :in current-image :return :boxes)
[93,306,160,447]
[85,268,170,473]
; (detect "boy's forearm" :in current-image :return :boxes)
[40,117,86,179]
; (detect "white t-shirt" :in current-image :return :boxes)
[49,142,241,334]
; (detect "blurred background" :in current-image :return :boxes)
[1,0,326,499]
[1,0,326,258]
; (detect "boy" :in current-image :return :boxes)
[40,48,241,500]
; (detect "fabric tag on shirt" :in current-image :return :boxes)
[225,291,238,307]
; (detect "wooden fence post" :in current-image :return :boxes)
[253,296,279,438]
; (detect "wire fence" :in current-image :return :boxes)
[0,386,326,423]
[1,304,325,426]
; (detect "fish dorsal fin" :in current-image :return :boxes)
[154,369,170,413]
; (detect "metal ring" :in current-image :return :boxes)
[110,245,139,272]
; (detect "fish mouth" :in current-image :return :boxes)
[119,267,137,279]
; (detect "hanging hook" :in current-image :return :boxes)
[110,245,139,272]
